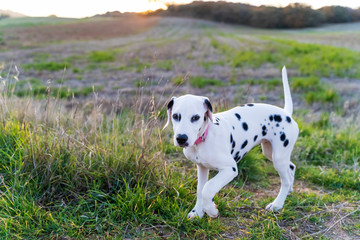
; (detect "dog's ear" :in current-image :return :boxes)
[163,97,175,130]
[204,98,213,122]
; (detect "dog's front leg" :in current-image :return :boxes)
[202,166,238,218]
[187,164,209,219]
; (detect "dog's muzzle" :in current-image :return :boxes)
[176,134,189,147]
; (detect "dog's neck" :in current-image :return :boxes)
[194,124,210,145]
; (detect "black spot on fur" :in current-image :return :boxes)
[284,139,289,147]
[243,152,248,159]
[241,140,248,149]
[212,198,214,202]
[232,126,235,130]
[286,116,291,123]
[204,116,206,121]
[240,104,245,107]
[230,134,233,143]
[231,149,234,154]
[274,115,282,122]
[167,98,174,110]
[214,122,220,125]
[235,113,241,121]
[280,133,286,141]
[232,167,236,172]
[192,210,195,212]
[276,123,280,127]
[253,135,258,142]
[262,126,267,136]
[242,122,248,131]
[269,115,273,121]
[215,117,220,122]
[232,141,236,148]
[247,103,254,107]
[234,151,240,161]
[290,164,295,170]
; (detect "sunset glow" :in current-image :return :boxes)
[2,0,360,18]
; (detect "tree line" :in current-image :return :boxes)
[147,1,360,28]
[0,14,9,20]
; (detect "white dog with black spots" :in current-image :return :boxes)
[163,67,299,219]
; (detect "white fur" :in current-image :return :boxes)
[164,67,299,219]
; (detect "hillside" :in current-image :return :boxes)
[0,9,26,18]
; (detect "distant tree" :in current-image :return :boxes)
[250,6,284,28]
[320,6,354,23]
[282,3,325,28]
[147,1,358,29]
[351,8,360,21]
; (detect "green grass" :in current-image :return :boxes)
[88,51,115,63]
[208,33,360,79]
[298,167,360,191]
[190,76,223,88]
[273,38,360,78]
[233,49,276,68]
[154,60,173,71]
[290,76,340,104]
[22,61,70,71]
[294,117,359,167]
[0,83,358,238]
[241,78,282,90]
[9,80,104,99]
[171,75,186,86]
[304,88,339,104]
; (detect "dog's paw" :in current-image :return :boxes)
[203,203,219,218]
[265,201,283,211]
[187,209,204,220]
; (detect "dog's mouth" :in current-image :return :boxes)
[178,143,189,148]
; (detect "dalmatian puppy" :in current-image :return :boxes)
[163,67,299,219]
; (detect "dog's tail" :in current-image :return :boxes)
[282,66,293,116]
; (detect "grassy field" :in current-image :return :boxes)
[0,16,359,239]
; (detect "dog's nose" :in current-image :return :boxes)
[176,134,188,145]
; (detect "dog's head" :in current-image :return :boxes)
[163,94,213,148]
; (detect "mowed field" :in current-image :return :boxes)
[0,16,359,239]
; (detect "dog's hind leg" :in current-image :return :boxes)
[288,161,296,193]
[266,150,293,211]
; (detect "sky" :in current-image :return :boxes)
[2,0,360,18]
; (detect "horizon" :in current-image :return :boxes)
[2,0,360,19]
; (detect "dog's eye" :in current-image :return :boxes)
[191,115,200,123]
[173,113,180,121]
